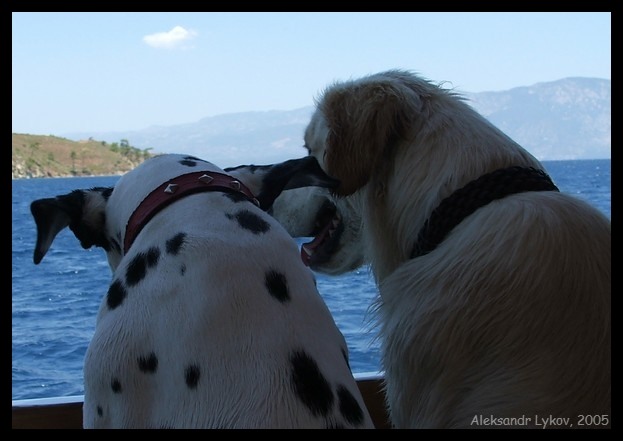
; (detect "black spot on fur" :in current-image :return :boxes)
[180,264,186,275]
[126,246,160,286]
[225,210,270,234]
[146,247,159,266]
[337,385,365,426]
[184,155,205,162]
[290,350,333,416]
[179,159,198,167]
[178,156,207,167]
[341,348,351,370]
[265,270,290,303]
[138,352,158,373]
[107,280,127,309]
[185,364,201,389]
[109,237,121,254]
[166,232,186,255]
[100,187,113,200]
[97,406,103,417]
[111,378,122,393]
[223,192,250,204]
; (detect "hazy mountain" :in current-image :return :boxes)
[464,77,611,160]
[63,107,315,168]
[63,77,610,166]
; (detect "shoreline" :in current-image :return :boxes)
[12,173,125,180]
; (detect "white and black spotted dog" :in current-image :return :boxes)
[30,153,375,429]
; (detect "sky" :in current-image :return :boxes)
[12,12,611,136]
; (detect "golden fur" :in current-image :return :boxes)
[301,69,611,428]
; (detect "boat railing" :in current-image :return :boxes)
[12,371,391,429]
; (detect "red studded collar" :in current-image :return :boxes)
[124,171,259,254]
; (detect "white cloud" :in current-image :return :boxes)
[142,26,197,49]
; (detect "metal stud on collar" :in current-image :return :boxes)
[164,183,179,194]
[229,180,241,191]
[198,174,214,184]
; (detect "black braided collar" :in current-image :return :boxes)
[411,166,559,259]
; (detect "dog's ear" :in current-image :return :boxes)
[30,187,113,264]
[319,72,423,195]
[226,156,339,211]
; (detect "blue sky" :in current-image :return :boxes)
[12,12,611,136]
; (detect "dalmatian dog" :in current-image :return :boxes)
[30,153,375,429]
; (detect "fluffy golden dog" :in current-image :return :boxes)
[272,70,611,428]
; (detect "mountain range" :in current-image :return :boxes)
[63,77,611,167]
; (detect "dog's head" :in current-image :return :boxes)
[31,153,338,272]
[305,69,428,197]
[269,186,366,275]
[226,157,368,274]
[265,70,430,274]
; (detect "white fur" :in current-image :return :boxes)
[274,70,611,428]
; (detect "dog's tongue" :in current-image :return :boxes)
[300,221,333,266]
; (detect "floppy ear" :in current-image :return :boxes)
[226,156,339,211]
[30,187,113,264]
[320,74,423,195]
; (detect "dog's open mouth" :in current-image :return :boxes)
[300,200,343,267]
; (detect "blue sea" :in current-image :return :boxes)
[12,159,611,401]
